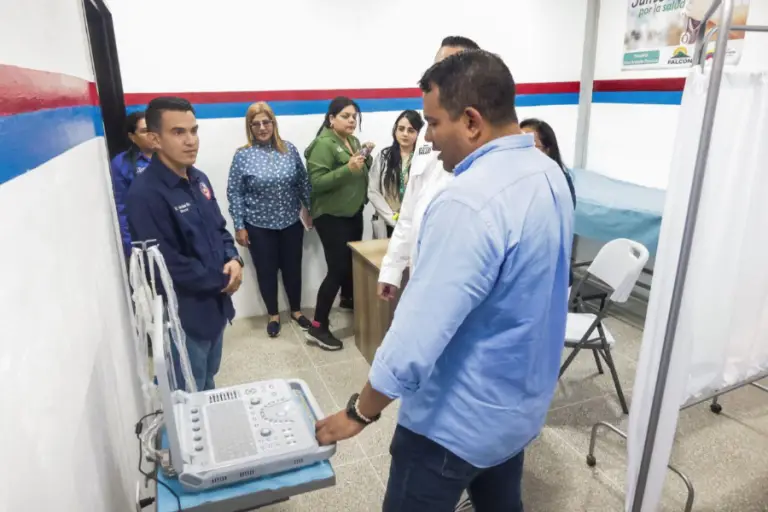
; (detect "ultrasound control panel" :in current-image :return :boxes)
[173,378,335,491]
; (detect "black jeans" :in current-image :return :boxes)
[245,221,304,316]
[313,211,363,326]
[383,426,525,512]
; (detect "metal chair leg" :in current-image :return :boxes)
[592,349,604,374]
[599,348,629,414]
[559,347,582,377]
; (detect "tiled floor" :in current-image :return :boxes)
[217,312,768,511]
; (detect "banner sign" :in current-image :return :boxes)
[622,0,751,70]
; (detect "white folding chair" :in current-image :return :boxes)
[559,238,650,414]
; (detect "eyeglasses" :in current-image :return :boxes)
[250,120,273,128]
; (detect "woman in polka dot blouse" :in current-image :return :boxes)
[226,102,313,338]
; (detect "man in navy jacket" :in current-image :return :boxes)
[127,97,244,391]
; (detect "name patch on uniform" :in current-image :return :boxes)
[418,144,432,156]
[199,182,212,200]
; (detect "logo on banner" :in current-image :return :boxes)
[199,182,212,200]
[667,46,692,66]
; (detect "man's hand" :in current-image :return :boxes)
[377,282,398,301]
[235,229,249,246]
[315,410,365,446]
[222,259,243,294]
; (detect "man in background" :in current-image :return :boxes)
[315,51,574,511]
[126,97,244,391]
[377,36,480,301]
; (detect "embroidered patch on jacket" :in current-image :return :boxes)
[199,182,212,200]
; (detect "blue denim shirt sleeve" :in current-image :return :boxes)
[226,149,247,231]
[110,153,133,255]
[126,188,230,295]
[369,198,504,399]
[291,143,311,209]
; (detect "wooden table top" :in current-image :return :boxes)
[348,239,390,270]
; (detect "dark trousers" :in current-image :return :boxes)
[386,224,394,238]
[313,211,363,326]
[245,221,304,316]
[383,426,525,512]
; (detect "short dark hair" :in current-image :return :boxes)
[145,96,195,133]
[419,50,518,125]
[440,36,480,50]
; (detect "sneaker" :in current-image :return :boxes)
[267,320,281,338]
[305,325,343,351]
[291,314,313,331]
[339,297,354,311]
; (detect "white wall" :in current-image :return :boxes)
[588,0,768,190]
[111,0,588,318]
[0,0,143,510]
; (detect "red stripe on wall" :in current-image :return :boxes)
[0,64,96,116]
[0,61,687,116]
[594,78,686,92]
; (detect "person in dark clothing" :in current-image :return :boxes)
[126,97,243,391]
[111,111,153,258]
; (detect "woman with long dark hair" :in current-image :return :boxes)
[520,118,576,206]
[304,97,374,351]
[368,110,424,238]
[111,111,153,257]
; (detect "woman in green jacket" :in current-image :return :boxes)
[304,96,374,350]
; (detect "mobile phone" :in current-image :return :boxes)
[359,145,372,159]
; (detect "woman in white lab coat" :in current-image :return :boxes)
[368,110,424,239]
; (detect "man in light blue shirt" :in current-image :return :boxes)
[315,50,574,511]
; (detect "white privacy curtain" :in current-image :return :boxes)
[626,68,768,511]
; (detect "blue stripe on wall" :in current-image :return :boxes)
[2,90,679,186]
[126,93,582,119]
[593,91,683,105]
[0,106,103,185]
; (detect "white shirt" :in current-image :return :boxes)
[378,130,454,287]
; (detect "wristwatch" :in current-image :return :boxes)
[346,393,380,426]
[232,255,244,267]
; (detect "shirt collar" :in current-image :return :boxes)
[151,154,200,188]
[453,133,535,177]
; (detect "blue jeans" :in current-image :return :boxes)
[171,329,224,391]
[383,426,525,512]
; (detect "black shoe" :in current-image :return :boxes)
[339,297,354,311]
[305,325,343,351]
[291,314,313,331]
[267,320,281,338]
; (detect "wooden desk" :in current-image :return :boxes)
[348,239,406,364]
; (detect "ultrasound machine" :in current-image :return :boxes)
[152,296,337,493]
